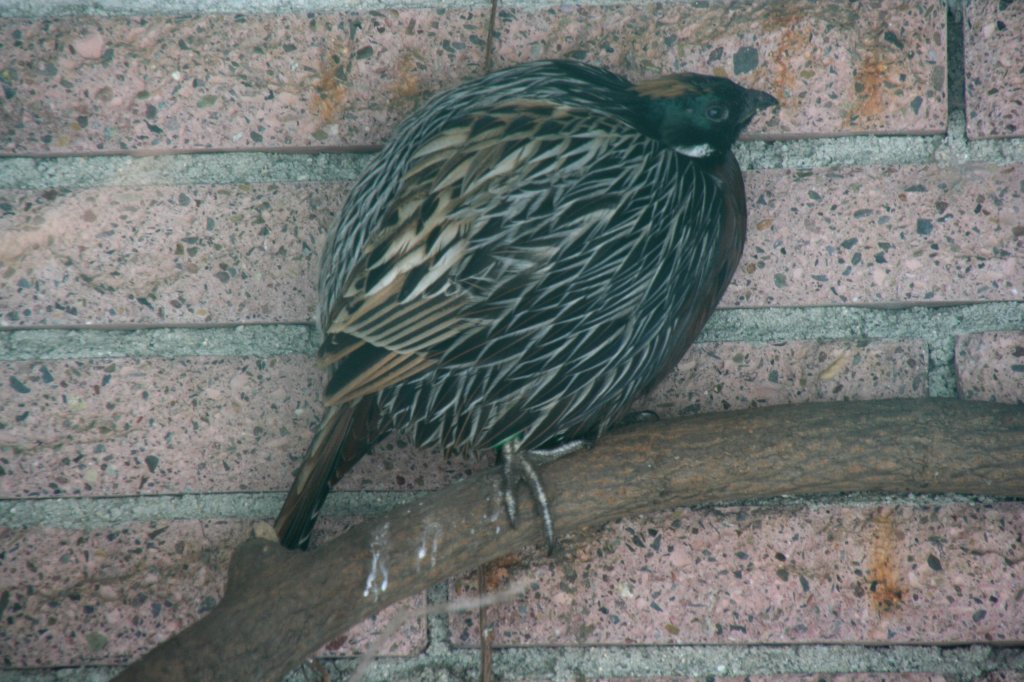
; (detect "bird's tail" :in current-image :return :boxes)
[274,398,377,549]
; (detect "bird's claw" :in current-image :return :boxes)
[500,438,590,553]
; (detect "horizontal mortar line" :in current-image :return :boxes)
[0,144,383,159]
[2,0,546,19]
[0,151,375,190]
[0,669,126,682]
[0,643,1020,682]
[0,644,1017,682]
[700,301,1024,345]
[0,0,985,18]
[1,302,1021,361]
[3,135,1024,190]
[310,643,1024,679]
[0,490,419,529]
[0,323,317,360]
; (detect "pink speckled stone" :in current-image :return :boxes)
[955,332,1024,403]
[0,520,425,667]
[0,182,346,327]
[634,339,928,418]
[964,0,1024,139]
[0,356,489,497]
[0,1,945,155]
[5,164,1020,329]
[494,0,946,138]
[729,164,1024,307]
[451,503,1024,647]
[0,337,929,499]
[0,11,489,153]
[1,356,321,497]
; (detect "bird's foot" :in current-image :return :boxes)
[500,438,590,553]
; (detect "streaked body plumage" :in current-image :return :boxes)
[276,60,776,549]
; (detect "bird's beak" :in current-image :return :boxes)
[741,88,779,123]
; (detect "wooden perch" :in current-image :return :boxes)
[116,398,1023,681]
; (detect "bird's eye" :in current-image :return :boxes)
[705,105,729,122]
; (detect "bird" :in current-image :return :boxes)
[274,59,777,551]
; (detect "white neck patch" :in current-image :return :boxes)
[673,143,714,158]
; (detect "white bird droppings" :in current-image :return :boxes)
[362,522,391,601]
[415,521,443,571]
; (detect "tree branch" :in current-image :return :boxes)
[115,399,1024,681]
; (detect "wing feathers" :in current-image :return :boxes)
[318,99,672,411]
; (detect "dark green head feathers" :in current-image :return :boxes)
[633,73,778,158]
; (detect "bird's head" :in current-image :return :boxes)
[632,73,778,159]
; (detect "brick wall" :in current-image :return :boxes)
[1,0,1022,679]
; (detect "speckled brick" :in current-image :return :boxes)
[964,0,1024,139]
[493,0,946,138]
[728,164,1024,307]
[0,182,346,327]
[0,10,489,154]
[955,332,1024,403]
[0,1,945,155]
[0,356,322,497]
[5,163,1020,329]
[0,355,487,498]
[634,339,928,418]
[0,337,929,500]
[451,503,1024,647]
[0,520,425,667]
